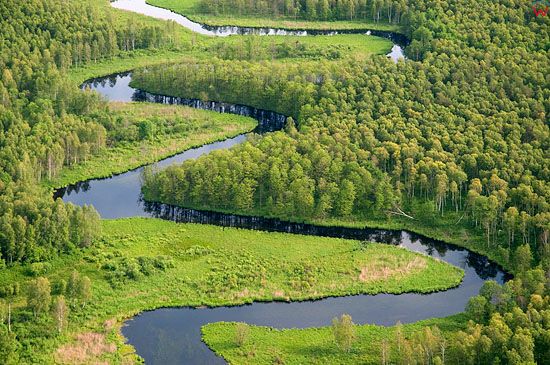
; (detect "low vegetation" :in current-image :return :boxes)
[203,268,549,364]
[208,34,394,60]
[202,315,466,364]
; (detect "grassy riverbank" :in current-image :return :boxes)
[68,0,396,84]
[147,0,403,32]
[202,314,467,364]
[44,102,257,190]
[139,196,512,273]
[0,218,462,363]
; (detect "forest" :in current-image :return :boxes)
[0,0,185,266]
[198,0,410,22]
[139,23,549,265]
[136,0,550,360]
[0,0,548,363]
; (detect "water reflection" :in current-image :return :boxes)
[124,202,510,364]
[64,73,511,364]
[142,201,509,281]
[131,89,287,133]
[60,73,286,218]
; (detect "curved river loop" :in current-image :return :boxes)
[54,2,510,364]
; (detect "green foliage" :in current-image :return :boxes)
[201,250,269,295]
[204,273,550,364]
[185,245,214,257]
[28,263,52,277]
[170,0,408,23]
[26,277,51,317]
[52,279,67,296]
[234,322,249,347]
[0,218,462,362]
[0,284,19,299]
[202,315,465,364]
[289,261,323,291]
[138,0,549,268]
[45,102,257,189]
[132,0,550,362]
[0,325,18,364]
[102,255,175,287]
[332,314,356,352]
[448,280,550,365]
[466,295,488,323]
[66,270,93,307]
[208,37,345,61]
[149,0,402,31]
[0,0,548,362]
[0,0,186,268]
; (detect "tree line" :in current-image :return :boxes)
[137,44,548,265]
[0,270,92,363]
[0,1,192,357]
[199,0,409,22]
[330,251,549,363]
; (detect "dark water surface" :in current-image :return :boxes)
[54,74,510,364]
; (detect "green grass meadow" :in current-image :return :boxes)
[1,218,463,363]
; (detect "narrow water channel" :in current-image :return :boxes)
[111,0,408,61]
[54,73,510,364]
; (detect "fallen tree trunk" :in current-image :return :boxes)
[386,206,415,219]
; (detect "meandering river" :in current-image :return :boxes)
[55,73,510,364]
[53,3,509,364]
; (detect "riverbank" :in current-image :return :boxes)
[66,49,200,85]
[0,218,462,363]
[141,198,513,274]
[202,314,467,364]
[44,102,257,190]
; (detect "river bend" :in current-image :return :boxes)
[111,0,408,61]
[56,2,505,364]
[54,73,510,364]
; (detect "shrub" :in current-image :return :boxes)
[234,322,249,347]
[0,283,19,298]
[185,245,213,257]
[28,262,52,277]
[332,314,356,352]
[53,279,67,295]
[102,255,174,287]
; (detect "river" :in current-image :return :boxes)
[55,2,507,364]
[111,0,408,61]
[54,72,510,364]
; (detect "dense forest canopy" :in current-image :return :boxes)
[0,0,548,363]
[0,0,181,266]
[198,0,410,22]
[140,0,549,264]
[134,1,550,360]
